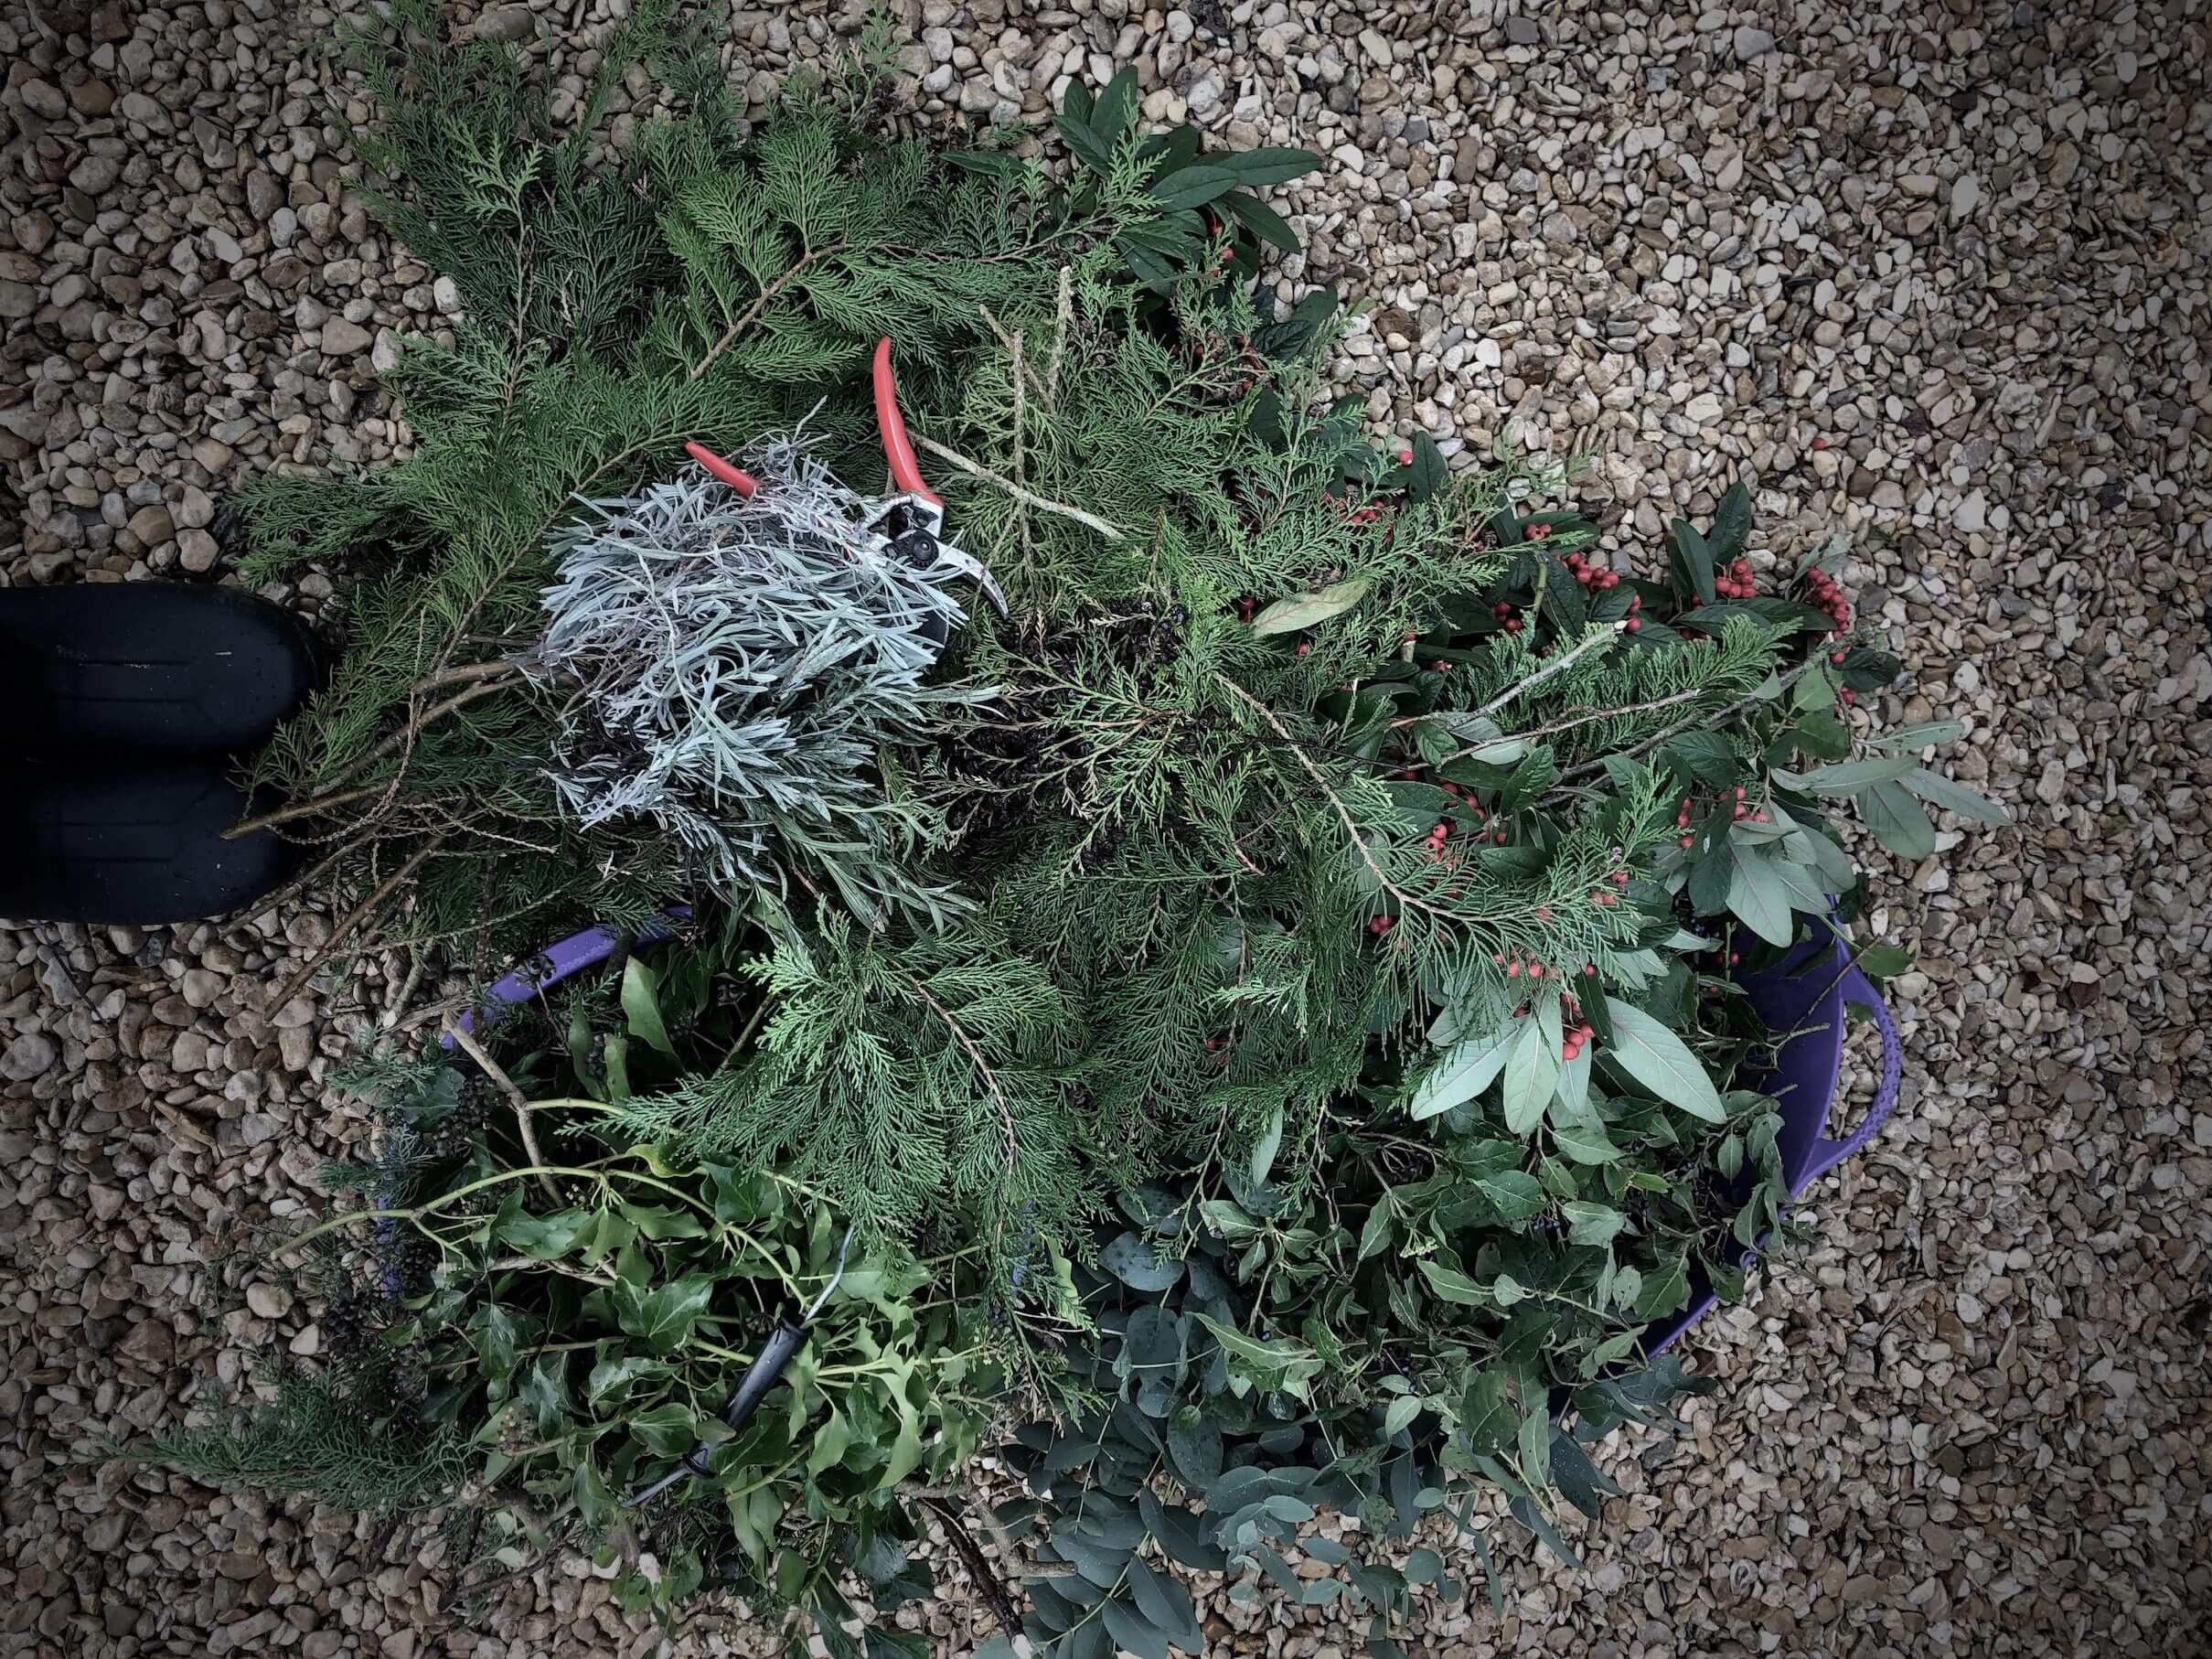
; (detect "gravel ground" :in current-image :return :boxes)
[4,0,2209,1655]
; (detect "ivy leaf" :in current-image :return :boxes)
[626,1401,701,1457]
[881,1396,924,1490]
[807,1405,852,1475]
[1128,1557,1205,1653]
[1903,767,2012,825]
[1660,731,1737,787]
[1600,998,1725,1121]
[1099,1231,1185,1292]
[614,1276,716,1356]
[495,1208,595,1259]
[620,955,677,1055]
[1562,1201,1628,1247]
[586,1355,664,1404]
[1501,1013,1560,1136]
[572,1456,614,1530]
[469,1303,518,1384]
[1416,1258,1492,1307]
[1860,778,1937,858]
[1405,1026,1512,1119]
[517,1354,568,1436]
[1251,576,1371,637]
[1633,1254,1693,1320]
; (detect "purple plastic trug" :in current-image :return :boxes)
[1636,914,1902,1354]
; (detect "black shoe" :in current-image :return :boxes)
[0,761,310,926]
[0,582,326,760]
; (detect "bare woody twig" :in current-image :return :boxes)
[912,433,1127,543]
[224,673,529,839]
[264,833,449,1014]
[443,1014,561,1204]
[918,1494,1023,1641]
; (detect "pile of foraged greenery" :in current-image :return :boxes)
[162,8,2009,1657]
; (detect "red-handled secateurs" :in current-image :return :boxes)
[682,337,1007,634]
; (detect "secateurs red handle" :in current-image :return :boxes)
[681,337,933,506]
[871,336,941,507]
[684,440,758,498]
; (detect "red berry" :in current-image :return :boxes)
[1507,960,1522,977]
[1811,436,1828,451]
[1831,650,1847,664]
[1528,522,1552,541]
[1680,834,1694,848]
[1397,447,1414,465]
[1841,687,1857,705]
[1504,619,1522,634]
[1729,952,1741,966]
[1297,638,1311,656]
[1583,963,1597,977]
[1528,964,1544,979]
[1625,618,1640,634]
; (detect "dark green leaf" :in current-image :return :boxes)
[1091,67,1139,146]
[1252,576,1370,637]
[1223,189,1300,252]
[1470,1168,1546,1222]
[620,956,676,1056]
[1562,1201,1627,1247]
[1128,1557,1204,1653]
[1725,850,1795,947]
[1099,1231,1184,1292]
[495,1208,595,1259]
[1857,942,1913,979]
[1706,481,1754,561]
[1053,112,1113,175]
[1405,431,1448,503]
[1138,1488,1227,1571]
[1405,1025,1512,1120]
[1633,1253,1692,1320]
[1148,165,1243,211]
[469,1303,518,1383]
[614,1276,716,1356]
[1670,518,1716,605]
[1216,146,1324,187]
[1661,731,1737,787]
[1101,1593,1170,1659]
[1547,1431,1622,1520]
[1167,1407,1223,1487]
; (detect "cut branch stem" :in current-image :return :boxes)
[443,1014,561,1204]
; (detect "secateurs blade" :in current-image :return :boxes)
[624,1224,853,1508]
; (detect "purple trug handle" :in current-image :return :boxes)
[439,909,690,1045]
[1798,964,1902,1188]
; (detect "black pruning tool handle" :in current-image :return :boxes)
[625,1226,853,1508]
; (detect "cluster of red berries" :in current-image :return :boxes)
[1673,787,1769,847]
[1560,1019,1597,1062]
[1491,601,1523,636]
[1560,550,1622,592]
[1495,949,1551,980]
[1367,914,1395,937]
[1802,565,1852,636]
[1436,780,1510,843]
[1714,557,1758,600]
[1320,490,1385,527]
